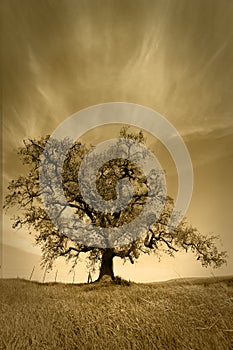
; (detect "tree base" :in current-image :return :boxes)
[94,275,131,286]
[97,275,114,283]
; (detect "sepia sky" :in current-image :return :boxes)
[2,0,233,282]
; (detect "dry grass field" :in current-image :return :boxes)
[0,276,232,350]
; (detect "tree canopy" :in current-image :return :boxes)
[4,128,227,281]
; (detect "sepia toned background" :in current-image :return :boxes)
[2,0,233,282]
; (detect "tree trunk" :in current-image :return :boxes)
[97,249,115,281]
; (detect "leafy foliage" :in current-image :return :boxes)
[4,129,227,279]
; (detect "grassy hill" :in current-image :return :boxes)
[0,277,232,350]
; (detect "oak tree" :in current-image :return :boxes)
[4,128,227,281]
